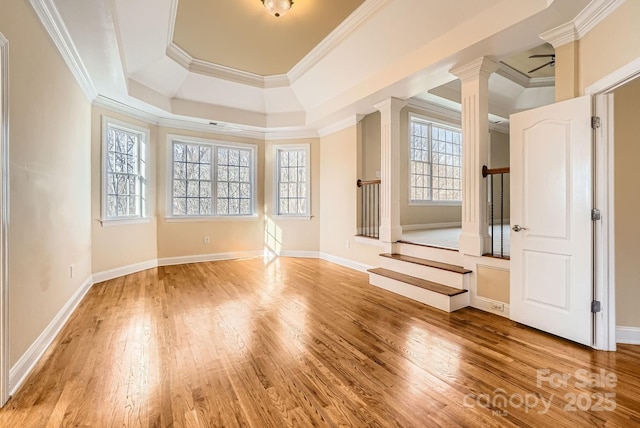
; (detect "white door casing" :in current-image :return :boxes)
[510,95,592,346]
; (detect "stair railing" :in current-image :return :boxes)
[357,179,381,239]
[482,166,510,258]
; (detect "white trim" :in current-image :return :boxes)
[288,0,392,83]
[616,326,640,345]
[101,116,151,221]
[100,217,151,227]
[9,276,93,396]
[158,251,263,266]
[273,143,311,217]
[472,295,510,318]
[93,96,158,125]
[28,0,97,100]
[164,215,259,223]
[495,62,555,89]
[318,114,365,137]
[166,44,290,89]
[573,0,625,39]
[92,260,158,284]
[540,0,625,48]
[271,215,313,221]
[318,252,373,273]
[278,250,320,258]
[166,134,258,218]
[0,32,9,406]
[585,57,640,95]
[402,222,462,232]
[586,57,640,351]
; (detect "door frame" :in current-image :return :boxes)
[0,32,9,405]
[586,56,640,351]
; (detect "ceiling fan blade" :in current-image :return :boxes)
[528,60,554,74]
[529,54,555,58]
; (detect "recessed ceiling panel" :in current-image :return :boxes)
[173,0,365,76]
[502,43,555,78]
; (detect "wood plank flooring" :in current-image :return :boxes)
[1,257,639,427]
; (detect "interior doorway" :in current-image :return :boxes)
[588,57,640,351]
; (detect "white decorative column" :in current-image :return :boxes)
[451,57,499,257]
[374,97,407,244]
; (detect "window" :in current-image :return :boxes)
[409,115,462,203]
[102,117,148,221]
[169,137,256,217]
[275,145,310,216]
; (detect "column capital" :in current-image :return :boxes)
[373,97,407,114]
[450,56,499,81]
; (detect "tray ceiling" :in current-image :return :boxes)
[173,0,366,76]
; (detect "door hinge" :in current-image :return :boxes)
[591,116,601,129]
[591,208,601,221]
[591,300,602,313]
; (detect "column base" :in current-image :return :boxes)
[459,232,491,257]
[379,225,403,244]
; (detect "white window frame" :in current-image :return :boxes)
[408,113,462,206]
[273,144,311,219]
[166,135,258,221]
[101,116,150,225]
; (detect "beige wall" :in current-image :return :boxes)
[578,0,640,93]
[320,126,382,266]
[264,139,320,253]
[360,112,381,181]
[91,107,158,273]
[614,77,640,328]
[2,1,92,365]
[477,265,510,303]
[155,127,266,258]
[554,41,580,102]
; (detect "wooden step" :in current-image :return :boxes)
[367,268,468,297]
[397,240,459,252]
[380,253,472,274]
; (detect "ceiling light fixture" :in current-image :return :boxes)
[261,0,294,17]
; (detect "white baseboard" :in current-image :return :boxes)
[616,326,640,344]
[318,252,373,273]
[278,250,320,258]
[402,222,462,232]
[157,250,263,266]
[92,259,158,283]
[9,275,93,396]
[472,295,510,318]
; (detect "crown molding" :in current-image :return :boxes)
[496,62,555,89]
[574,0,625,39]
[539,21,578,48]
[287,0,393,83]
[28,0,98,100]
[540,0,625,48]
[318,114,364,137]
[164,0,392,88]
[166,44,290,89]
[93,95,323,140]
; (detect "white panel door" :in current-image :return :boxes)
[510,95,592,346]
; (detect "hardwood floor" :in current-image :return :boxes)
[1,257,639,427]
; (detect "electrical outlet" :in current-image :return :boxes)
[345,240,350,248]
[203,236,210,244]
[491,302,504,312]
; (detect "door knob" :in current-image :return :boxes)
[512,225,528,232]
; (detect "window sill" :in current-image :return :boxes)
[408,201,462,207]
[164,215,259,223]
[101,217,151,227]
[270,215,313,221]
